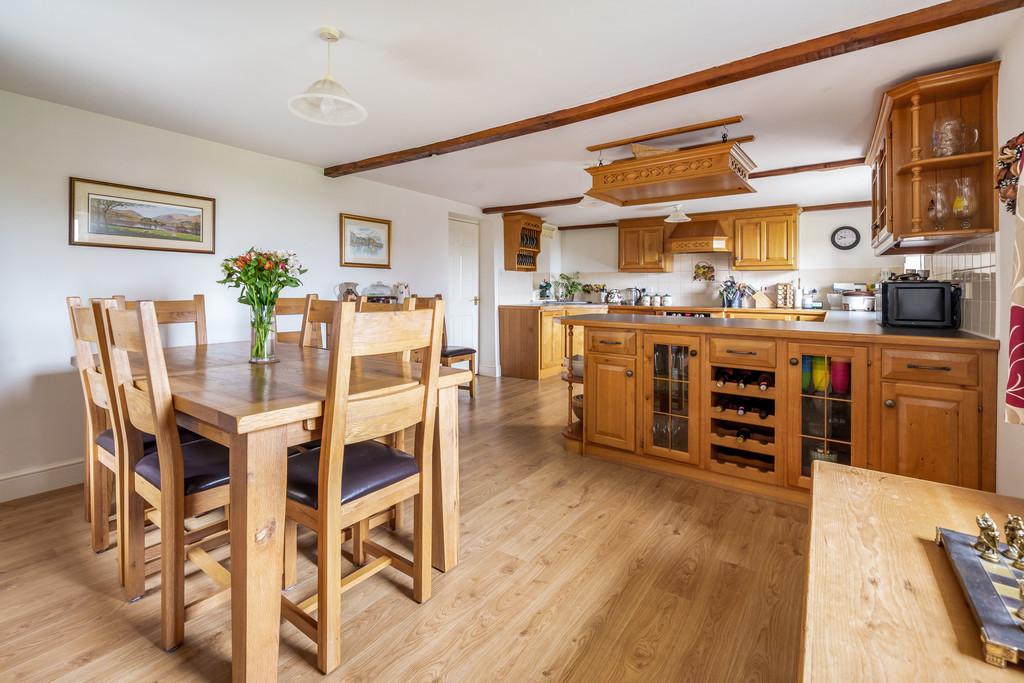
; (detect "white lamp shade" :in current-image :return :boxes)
[665,206,692,223]
[288,76,367,126]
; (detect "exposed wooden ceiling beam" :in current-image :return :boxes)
[481,196,582,215]
[324,1,1023,177]
[748,157,865,179]
[802,200,873,212]
[586,116,743,152]
[558,222,618,231]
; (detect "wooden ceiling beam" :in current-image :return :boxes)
[557,222,618,231]
[481,196,582,215]
[802,200,873,212]
[324,1,1023,177]
[586,116,743,152]
[748,157,865,179]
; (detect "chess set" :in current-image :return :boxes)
[936,513,1024,668]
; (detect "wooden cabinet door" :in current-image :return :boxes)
[540,310,563,370]
[640,228,665,269]
[733,218,764,267]
[618,228,643,269]
[585,353,636,451]
[763,217,796,268]
[786,343,868,489]
[880,382,980,487]
[642,334,701,464]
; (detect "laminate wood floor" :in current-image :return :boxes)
[0,375,808,682]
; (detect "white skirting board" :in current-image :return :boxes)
[0,458,82,503]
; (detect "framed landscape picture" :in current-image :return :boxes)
[69,177,215,254]
[340,213,391,268]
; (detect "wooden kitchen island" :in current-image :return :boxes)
[558,312,1000,503]
[803,462,1023,679]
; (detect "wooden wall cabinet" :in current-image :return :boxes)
[503,212,543,272]
[585,352,636,451]
[641,334,701,464]
[732,210,798,270]
[867,61,999,254]
[618,218,672,272]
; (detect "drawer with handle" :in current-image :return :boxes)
[587,330,636,355]
[880,348,978,386]
[708,336,776,368]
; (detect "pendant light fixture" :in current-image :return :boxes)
[288,26,367,126]
[665,205,692,223]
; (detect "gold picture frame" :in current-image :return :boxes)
[69,177,215,254]
[340,213,391,269]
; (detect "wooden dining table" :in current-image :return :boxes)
[77,340,470,681]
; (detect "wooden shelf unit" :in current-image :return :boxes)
[868,61,999,254]
[708,362,780,485]
[503,212,543,271]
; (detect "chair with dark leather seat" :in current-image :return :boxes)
[280,298,444,675]
[99,299,232,651]
[415,294,477,397]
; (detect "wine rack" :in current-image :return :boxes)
[707,364,780,484]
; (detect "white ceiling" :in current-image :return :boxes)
[0,1,1017,224]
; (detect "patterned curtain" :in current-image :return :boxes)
[1002,134,1024,423]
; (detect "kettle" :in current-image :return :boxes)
[335,281,360,299]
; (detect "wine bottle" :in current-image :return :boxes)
[715,369,731,387]
[736,401,747,416]
[736,372,748,389]
[736,427,751,443]
[758,373,771,391]
[713,398,726,413]
[757,403,771,420]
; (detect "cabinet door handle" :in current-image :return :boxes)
[689,349,698,357]
[625,369,634,378]
[598,340,624,345]
[789,358,799,366]
[725,349,757,356]
[884,399,895,408]
[906,363,951,372]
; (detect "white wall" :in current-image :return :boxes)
[556,207,902,306]
[996,22,1024,497]
[0,89,483,501]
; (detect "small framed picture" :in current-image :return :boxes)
[340,213,391,268]
[69,178,215,254]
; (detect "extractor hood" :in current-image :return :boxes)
[584,139,756,207]
[664,219,732,253]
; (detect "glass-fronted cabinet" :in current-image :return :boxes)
[643,334,701,464]
[786,343,868,488]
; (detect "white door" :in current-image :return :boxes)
[447,217,479,356]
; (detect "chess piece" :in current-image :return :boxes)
[1018,580,1024,623]
[974,513,1001,563]
[1003,514,1024,562]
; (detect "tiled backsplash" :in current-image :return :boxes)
[915,235,997,337]
[534,253,889,308]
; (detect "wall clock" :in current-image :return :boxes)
[830,225,860,250]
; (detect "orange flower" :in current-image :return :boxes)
[264,261,272,270]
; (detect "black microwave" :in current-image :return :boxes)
[876,281,961,328]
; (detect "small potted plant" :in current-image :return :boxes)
[218,248,306,364]
[557,272,582,302]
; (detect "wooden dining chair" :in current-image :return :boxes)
[415,294,477,397]
[277,295,320,346]
[100,300,232,649]
[116,294,208,344]
[67,297,118,556]
[280,299,444,674]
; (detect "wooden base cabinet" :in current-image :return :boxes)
[785,343,868,489]
[641,334,701,464]
[585,352,636,451]
[499,305,604,380]
[880,382,980,488]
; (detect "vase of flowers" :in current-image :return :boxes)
[218,248,307,364]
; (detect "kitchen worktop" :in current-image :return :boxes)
[556,311,999,349]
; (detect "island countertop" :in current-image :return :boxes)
[555,311,999,350]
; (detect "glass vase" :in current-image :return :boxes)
[926,183,951,230]
[952,177,978,229]
[249,302,277,364]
